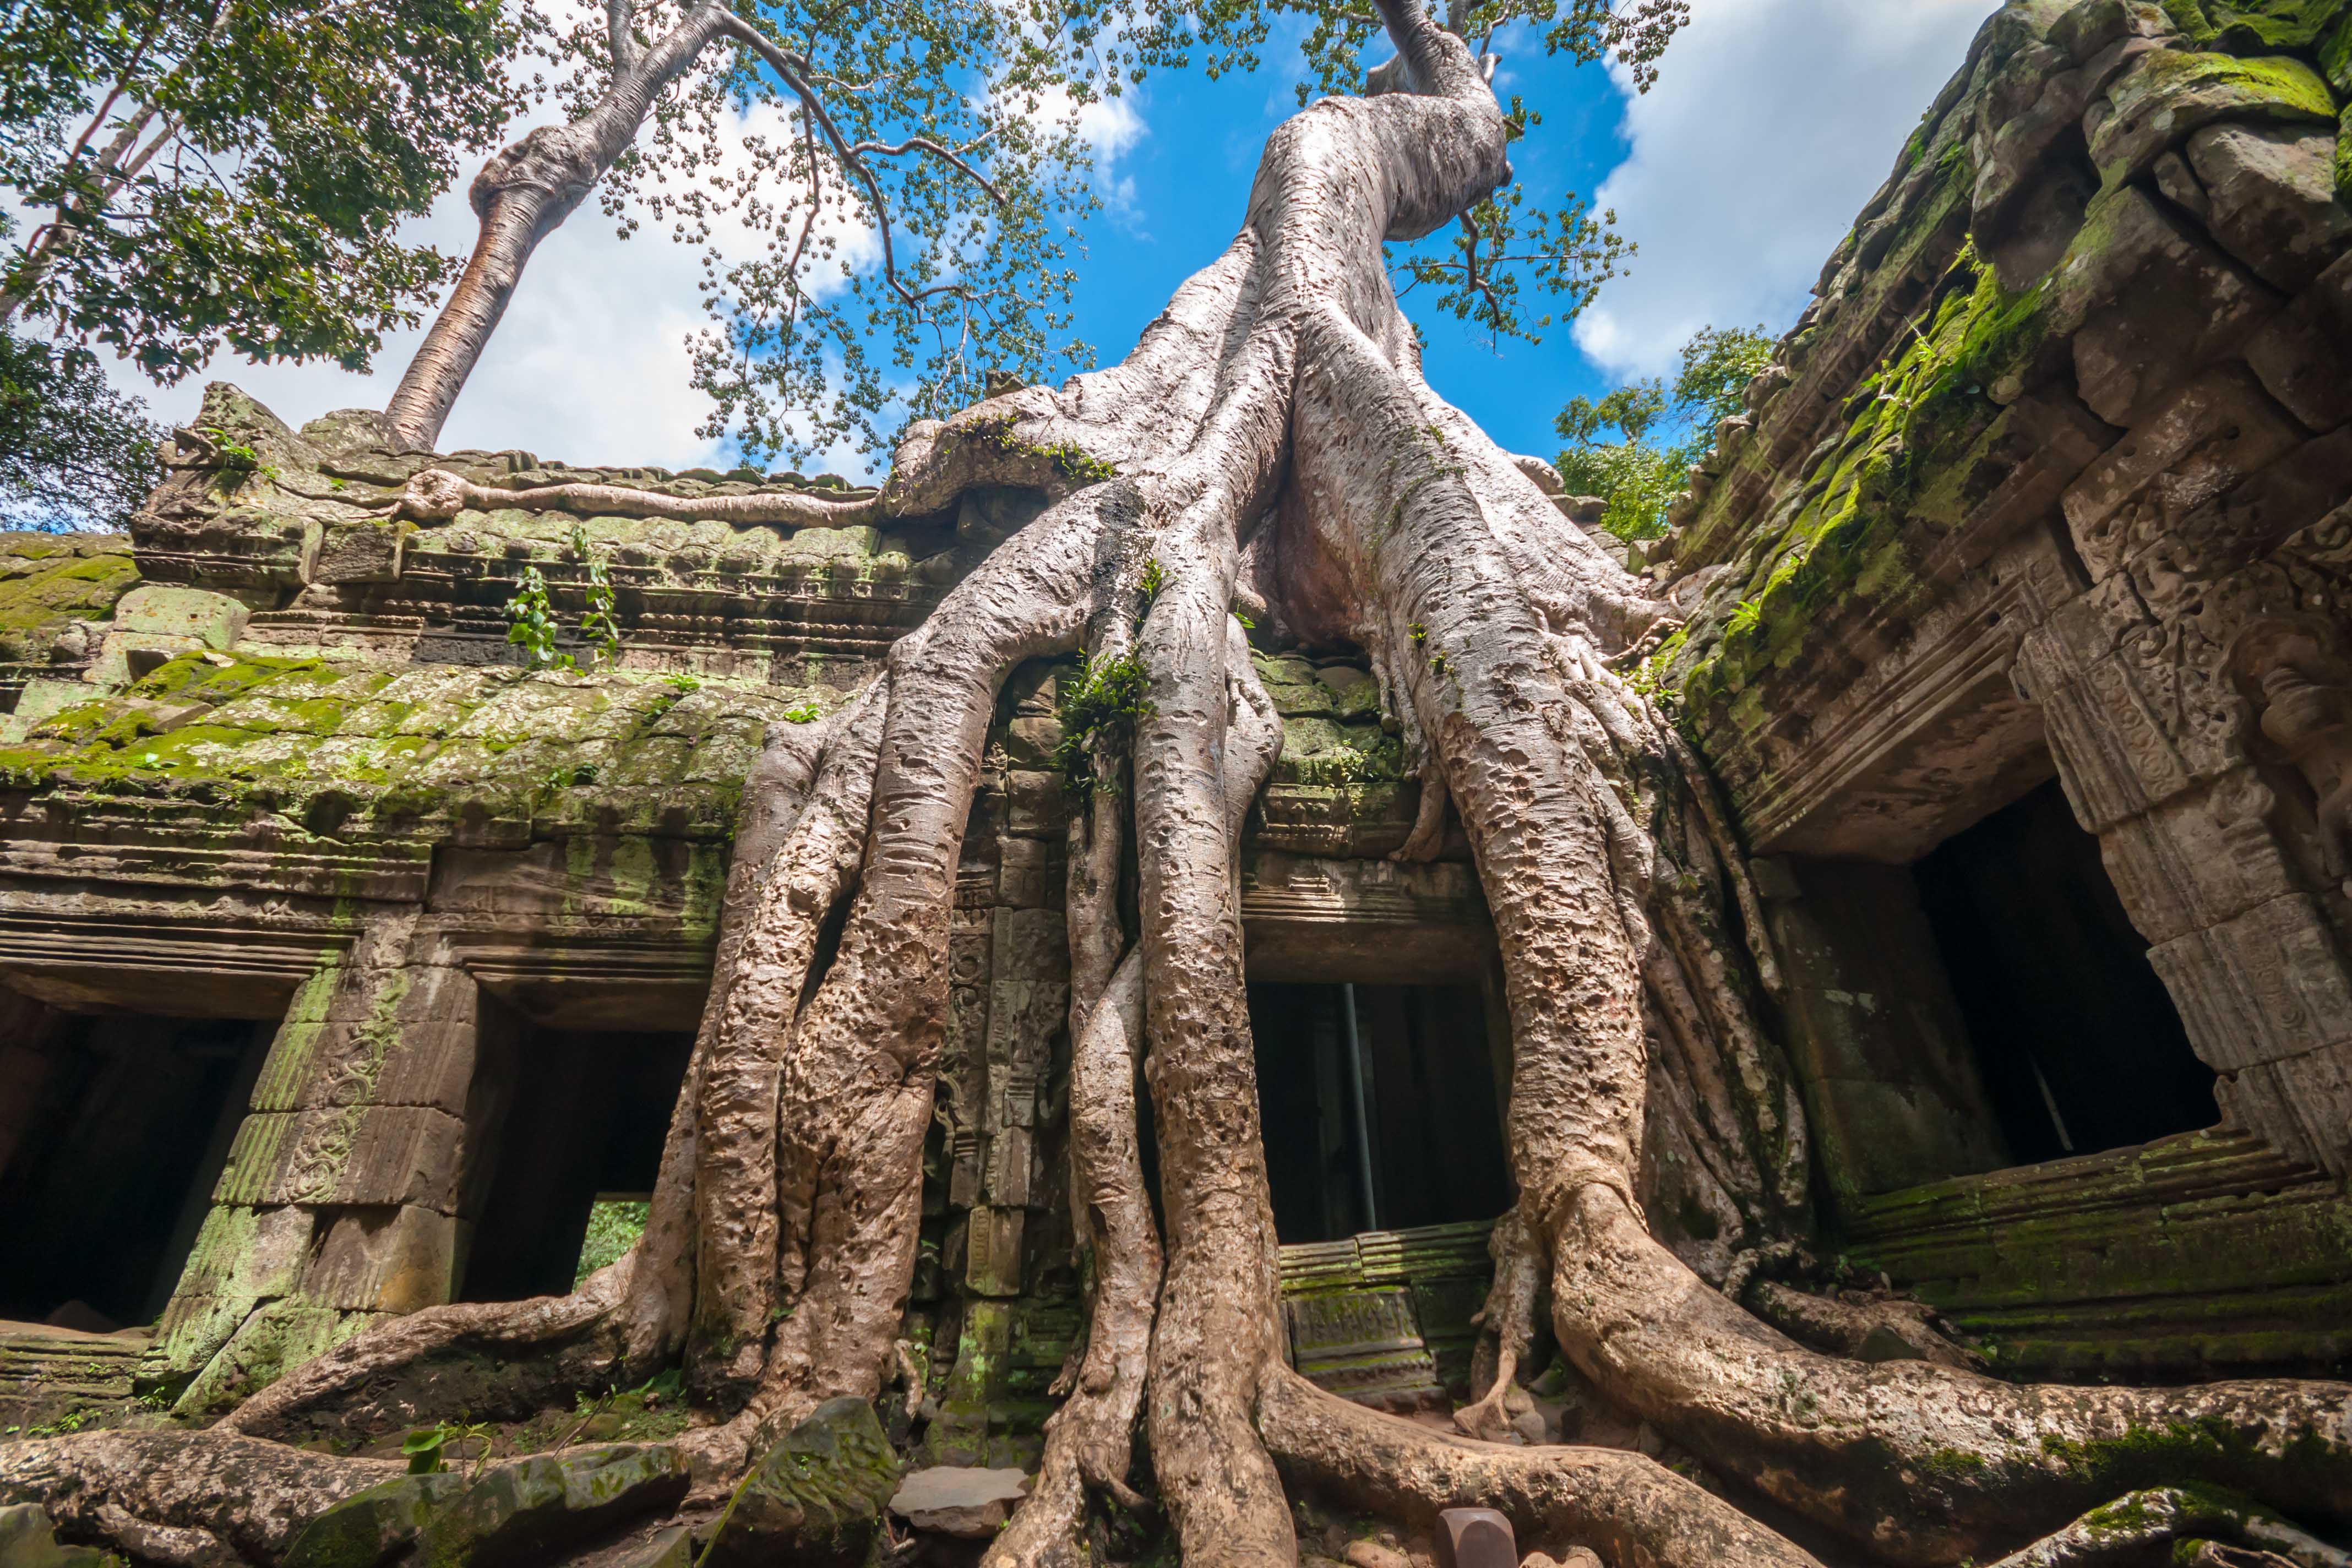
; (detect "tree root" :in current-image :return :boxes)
[1257,1366,1823,1568]
[0,1432,398,1566]
[1987,1487,2352,1568]
[1543,1181,2352,1566]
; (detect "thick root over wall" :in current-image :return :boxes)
[7,1,2351,1564]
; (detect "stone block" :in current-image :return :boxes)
[2225,1042,2352,1174]
[702,1401,899,1568]
[215,1105,467,1210]
[1001,769,1068,837]
[992,906,1069,982]
[2185,122,2352,292]
[2059,189,2284,426]
[985,1121,1033,1208]
[312,520,405,585]
[2059,363,2304,581]
[965,1205,1026,1297]
[1283,1287,1444,1409]
[172,1298,382,1415]
[2148,892,2352,1074]
[412,1446,690,1568]
[2244,251,2352,431]
[995,837,1055,909]
[111,584,250,649]
[984,979,1066,1075]
[2088,50,2335,190]
[1435,1508,1516,1568]
[4,678,100,742]
[888,1468,1030,1539]
[282,1473,469,1568]
[302,1205,459,1311]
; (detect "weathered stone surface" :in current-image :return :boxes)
[886,1466,1029,1538]
[412,1447,689,1568]
[702,1400,899,1568]
[0,1503,113,1568]
[110,585,249,649]
[1434,1507,1515,1568]
[2244,249,2352,429]
[2088,48,2337,189]
[282,1472,469,1568]
[2184,122,2352,291]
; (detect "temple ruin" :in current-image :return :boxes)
[3,0,2351,1560]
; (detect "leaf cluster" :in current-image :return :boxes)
[0,322,161,530]
[1053,650,1151,796]
[1554,322,1771,540]
[1,0,528,382]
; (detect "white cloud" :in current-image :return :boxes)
[1572,0,1998,380]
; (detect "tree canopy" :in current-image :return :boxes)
[1554,321,1772,539]
[0,0,525,380]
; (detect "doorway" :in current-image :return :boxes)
[458,1023,694,1302]
[1913,778,2214,1163]
[0,1008,273,1328]
[1248,982,1512,1244]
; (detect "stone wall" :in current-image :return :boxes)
[1635,0,2352,1374]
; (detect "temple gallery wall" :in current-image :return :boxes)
[4,0,2352,1449]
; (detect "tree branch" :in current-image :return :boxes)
[717,15,998,318]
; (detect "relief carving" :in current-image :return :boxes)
[2225,616,2352,889]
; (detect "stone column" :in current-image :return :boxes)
[147,908,486,1410]
[2016,350,2352,1175]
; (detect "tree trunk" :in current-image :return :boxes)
[379,2,735,450]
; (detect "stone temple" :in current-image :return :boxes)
[3,0,2350,1508]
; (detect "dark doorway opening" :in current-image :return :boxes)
[459,1024,694,1302]
[1913,778,2214,1164]
[1248,982,1512,1244]
[0,1009,273,1328]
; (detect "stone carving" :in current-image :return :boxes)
[2225,616,2352,886]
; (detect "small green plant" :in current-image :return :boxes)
[504,566,569,669]
[568,525,624,669]
[581,559,622,668]
[1408,622,1428,645]
[1053,651,1153,795]
[25,1408,94,1437]
[402,1419,498,1479]
[663,672,703,693]
[328,476,347,491]
[1231,605,1255,630]
[782,703,821,723]
[1137,556,1167,607]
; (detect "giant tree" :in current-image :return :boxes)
[7,0,2352,1565]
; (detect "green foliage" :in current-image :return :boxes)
[1137,556,1167,608]
[782,703,821,723]
[1554,322,1773,540]
[574,1198,651,1287]
[1393,181,1631,351]
[574,526,622,668]
[0,324,161,529]
[402,1418,496,1479]
[503,566,567,671]
[1053,651,1151,794]
[655,0,1689,464]
[0,0,526,385]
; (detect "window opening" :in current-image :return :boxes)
[1913,778,2214,1163]
[0,1010,273,1328]
[459,1026,694,1302]
[1248,981,1511,1244]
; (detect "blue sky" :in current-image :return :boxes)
[110,0,1997,473]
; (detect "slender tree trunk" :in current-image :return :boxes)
[379,1,734,449]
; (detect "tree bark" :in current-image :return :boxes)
[379,2,737,450]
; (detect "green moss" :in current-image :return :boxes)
[2192,0,2352,54]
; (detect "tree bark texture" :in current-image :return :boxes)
[10,2,2352,1564]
